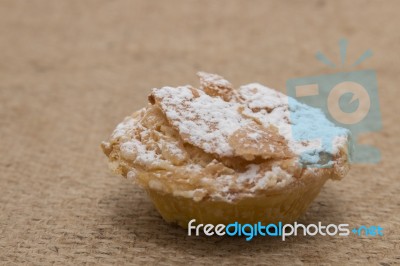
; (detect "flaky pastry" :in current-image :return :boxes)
[101,72,351,228]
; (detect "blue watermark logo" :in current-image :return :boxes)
[286,39,381,165]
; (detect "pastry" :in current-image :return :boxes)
[101,72,351,228]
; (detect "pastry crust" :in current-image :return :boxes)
[101,72,351,226]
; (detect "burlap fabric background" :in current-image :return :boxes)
[0,1,399,265]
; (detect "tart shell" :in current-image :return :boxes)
[146,174,327,228]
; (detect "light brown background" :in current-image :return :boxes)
[0,0,399,265]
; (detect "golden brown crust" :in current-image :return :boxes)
[197,71,238,102]
[101,72,351,203]
[228,123,292,160]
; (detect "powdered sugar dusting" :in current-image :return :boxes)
[151,80,349,163]
[198,71,232,88]
[239,83,287,110]
[103,72,351,202]
[111,117,136,141]
[237,164,260,183]
[239,84,350,163]
[254,165,292,190]
[152,86,251,156]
